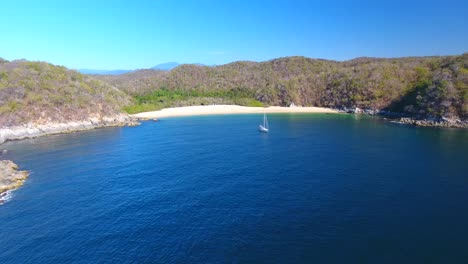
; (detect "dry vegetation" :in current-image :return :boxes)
[97,54,468,120]
[0,54,466,127]
[0,59,132,126]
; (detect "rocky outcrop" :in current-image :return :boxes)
[336,107,399,116]
[335,107,468,128]
[0,114,140,144]
[395,117,468,128]
[0,114,140,203]
[0,160,29,202]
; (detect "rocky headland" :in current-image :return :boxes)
[0,160,29,203]
[0,114,139,145]
[0,114,139,202]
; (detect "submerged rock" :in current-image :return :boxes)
[0,160,29,198]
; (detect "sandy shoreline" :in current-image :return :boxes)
[131,105,338,119]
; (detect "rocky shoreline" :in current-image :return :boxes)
[0,108,465,204]
[337,107,468,128]
[0,114,140,203]
[1,109,465,147]
[0,114,140,145]
[392,117,468,128]
[0,160,29,204]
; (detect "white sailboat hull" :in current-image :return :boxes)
[258,125,269,133]
[259,113,269,132]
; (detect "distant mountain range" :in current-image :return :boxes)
[78,62,183,75]
[151,62,180,70]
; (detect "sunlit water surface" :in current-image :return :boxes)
[1,114,467,263]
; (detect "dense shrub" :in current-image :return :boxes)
[0,60,132,126]
[97,54,468,118]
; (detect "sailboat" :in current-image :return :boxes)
[258,113,269,133]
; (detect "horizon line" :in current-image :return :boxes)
[2,52,466,72]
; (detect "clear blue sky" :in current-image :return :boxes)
[1,0,467,70]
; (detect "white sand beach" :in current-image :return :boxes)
[131,105,338,119]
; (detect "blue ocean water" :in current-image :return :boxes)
[0,114,467,263]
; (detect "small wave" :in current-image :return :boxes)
[0,190,14,205]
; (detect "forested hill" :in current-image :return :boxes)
[0,59,132,127]
[0,54,467,128]
[96,54,468,120]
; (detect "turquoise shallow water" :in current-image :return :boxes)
[0,114,467,263]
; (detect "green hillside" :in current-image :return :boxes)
[97,54,468,119]
[0,59,132,126]
[0,54,466,127]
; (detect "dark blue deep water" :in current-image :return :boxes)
[1,114,467,263]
